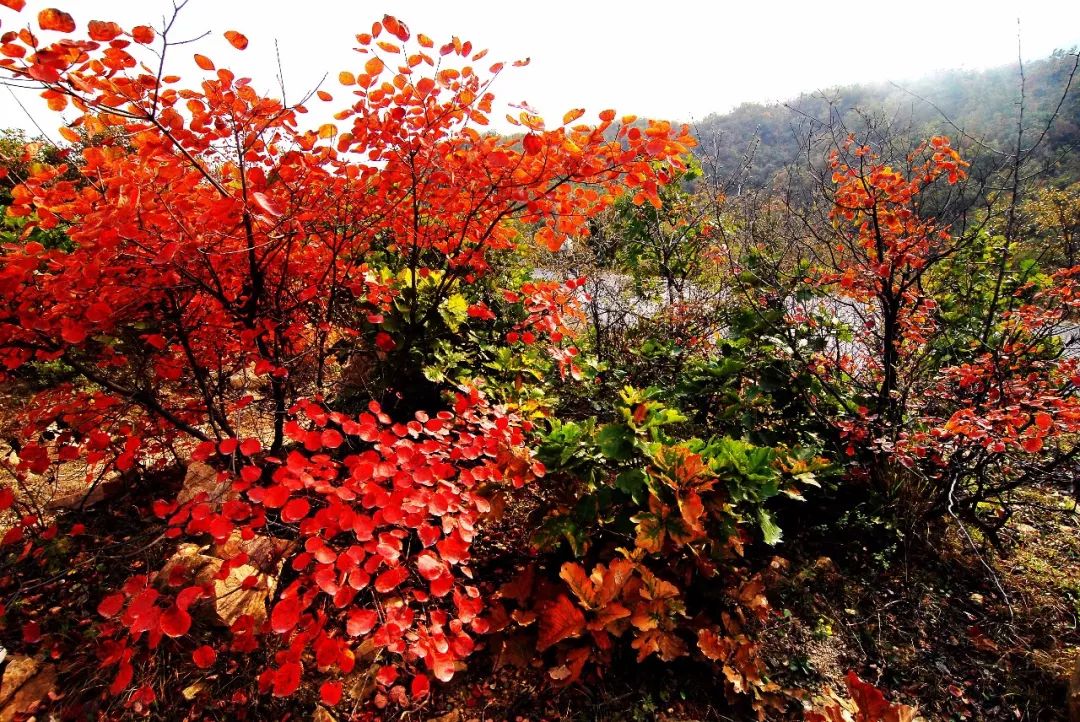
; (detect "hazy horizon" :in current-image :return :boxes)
[1,0,1078,137]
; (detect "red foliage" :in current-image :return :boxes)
[0,2,694,709]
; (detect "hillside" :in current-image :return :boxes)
[694,50,1080,187]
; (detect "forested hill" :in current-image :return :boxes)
[693,50,1080,187]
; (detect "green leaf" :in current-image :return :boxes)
[597,423,634,461]
[615,468,647,501]
[757,508,782,546]
[439,294,469,332]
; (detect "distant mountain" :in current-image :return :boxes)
[692,50,1080,188]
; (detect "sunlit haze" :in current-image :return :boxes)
[2,0,1079,136]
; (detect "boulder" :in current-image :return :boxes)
[177,462,236,506]
[46,474,122,512]
[212,531,294,576]
[158,533,292,628]
[0,654,56,722]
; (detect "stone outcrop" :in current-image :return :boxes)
[158,531,293,628]
[0,654,57,722]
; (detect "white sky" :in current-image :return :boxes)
[2,0,1079,138]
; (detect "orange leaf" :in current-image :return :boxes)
[1034,411,1053,432]
[45,92,67,111]
[559,562,595,607]
[562,108,584,125]
[416,77,435,96]
[365,56,384,75]
[338,70,355,86]
[38,8,75,33]
[87,20,122,42]
[0,0,26,11]
[131,26,155,44]
[224,30,248,50]
[536,593,585,650]
[696,627,731,662]
[193,54,214,71]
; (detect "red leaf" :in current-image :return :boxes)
[270,596,301,634]
[376,665,397,686]
[522,133,542,155]
[22,621,41,643]
[110,662,133,695]
[436,531,469,564]
[281,497,310,523]
[346,608,378,636]
[193,53,215,71]
[374,566,409,593]
[0,487,14,511]
[61,319,87,344]
[410,674,430,699]
[319,680,343,706]
[192,645,217,669]
[38,8,75,32]
[97,592,126,618]
[272,661,302,697]
[416,551,446,581]
[0,0,27,11]
[160,604,192,637]
[382,15,409,42]
[251,191,282,218]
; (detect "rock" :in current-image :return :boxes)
[0,655,38,705]
[177,462,235,506]
[46,475,122,512]
[158,539,285,628]
[0,654,57,722]
[1069,652,1080,722]
[342,639,380,704]
[212,531,294,575]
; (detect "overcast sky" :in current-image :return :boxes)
[2,0,1079,137]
